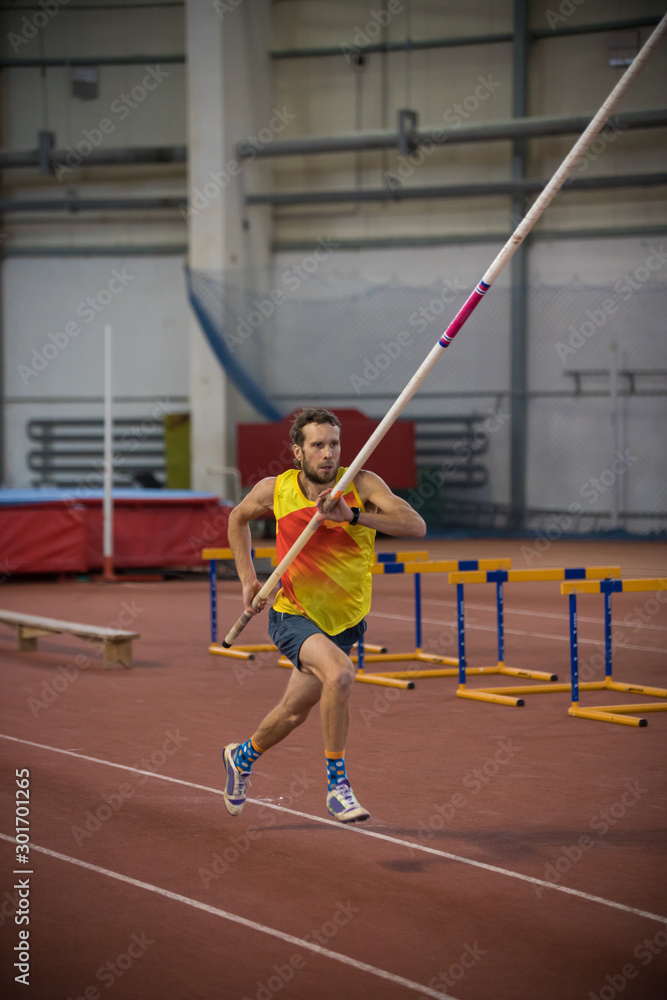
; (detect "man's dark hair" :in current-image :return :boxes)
[289,408,341,468]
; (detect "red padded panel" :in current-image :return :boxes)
[237,410,416,489]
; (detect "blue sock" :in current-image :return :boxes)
[233,737,264,773]
[325,751,347,791]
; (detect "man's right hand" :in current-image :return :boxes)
[243,579,267,616]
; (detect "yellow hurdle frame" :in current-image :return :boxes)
[203,546,428,688]
[352,558,513,682]
[562,578,667,727]
[447,566,622,707]
[277,557,514,690]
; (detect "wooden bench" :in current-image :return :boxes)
[0,610,139,669]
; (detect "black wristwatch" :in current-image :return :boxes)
[349,507,361,526]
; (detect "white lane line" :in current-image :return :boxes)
[367,610,666,654]
[0,833,458,1000]
[1,734,666,927]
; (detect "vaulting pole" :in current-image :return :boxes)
[223,13,667,647]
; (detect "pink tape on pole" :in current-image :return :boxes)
[439,281,490,347]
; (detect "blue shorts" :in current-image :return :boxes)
[268,608,367,671]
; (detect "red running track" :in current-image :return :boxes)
[0,538,666,1000]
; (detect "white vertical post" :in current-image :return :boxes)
[610,343,620,530]
[103,323,114,580]
[619,347,628,520]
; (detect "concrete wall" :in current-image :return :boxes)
[3,254,189,486]
[1,0,665,526]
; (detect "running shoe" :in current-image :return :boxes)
[326,780,370,823]
[222,743,251,816]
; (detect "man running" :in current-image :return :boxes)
[223,407,426,822]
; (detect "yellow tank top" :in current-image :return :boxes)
[272,468,375,634]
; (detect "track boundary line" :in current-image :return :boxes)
[0,833,459,1000]
[1,733,666,926]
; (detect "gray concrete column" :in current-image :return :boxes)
[185,0,272,495]
[509,0,529,529]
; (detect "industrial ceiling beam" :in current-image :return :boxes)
[0,145,186,169]
[0,196,185,212]
[269,16,661,59]
[245,173,667,208]
[236,107,667,159]
[0,54,185,68]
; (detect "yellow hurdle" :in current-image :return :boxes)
[273,557,511,690]
[202,547,430,563]
[354,558,513,681]
[447,566,622,707]
[203,546,426,681]
[562,578,667,727]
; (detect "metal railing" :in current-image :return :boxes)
[27,418,166,489]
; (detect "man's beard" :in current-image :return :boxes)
[300,456,339,485]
